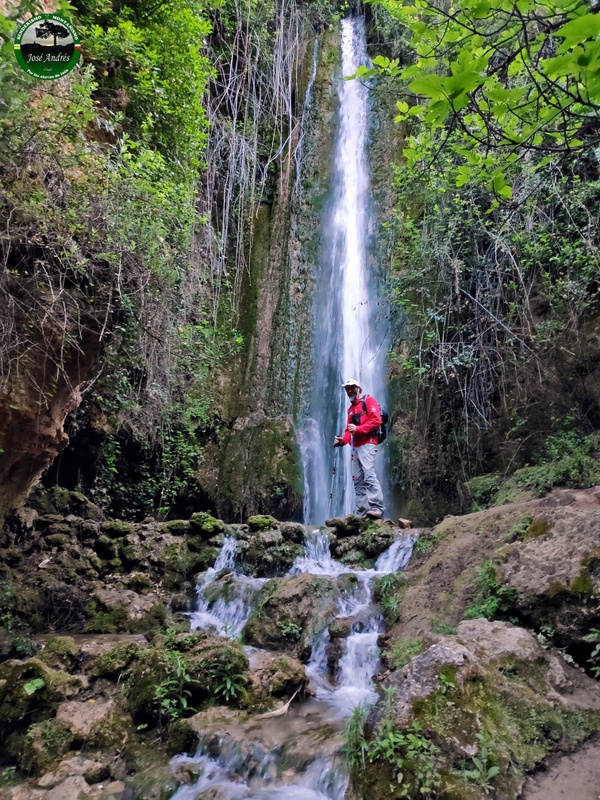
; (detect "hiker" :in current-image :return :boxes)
[333,378,384,520]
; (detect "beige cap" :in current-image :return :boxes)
[341,378,361,388]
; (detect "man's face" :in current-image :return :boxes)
[345,385,359,401]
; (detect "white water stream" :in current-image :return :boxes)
[169,16,400,800]
[170,528,414,799]
[302,16,388,525]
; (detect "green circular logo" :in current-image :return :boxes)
[14,14,80,80]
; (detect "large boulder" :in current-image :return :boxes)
[236,520,305,577]
[496,498,600,647]
[242,573,340,659]
[358,619,600,800]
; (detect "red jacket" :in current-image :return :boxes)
[342,394,381,447]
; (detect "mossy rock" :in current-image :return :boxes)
[325,514,370,537]
[38,636,78,670]
[360,620,600,800]
[15,718,75,775]
[524,517,550,540]
[247,515,278,532]
[0,658,84,738]
[93,535,119,560]
[280,522,306,543]
[88,641,145,679]
[124,761,184,800]
[126,634,249,722]
[243,574,339,660]
[102,520,135,539]
[45,533,69,547]
[126,573,152,593]
[189,512,226,537]
[165,717,199,757]
[84,601,129,634]
[159,520,191,536]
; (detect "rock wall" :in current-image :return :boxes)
[197,28,342,520]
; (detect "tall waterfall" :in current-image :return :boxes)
[302,17,388,524]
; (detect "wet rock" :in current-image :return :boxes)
[247,651,308,704]
[239,525,303,578]
[243,574,340,659]
[325,514,369,537]
[281,522,306,543]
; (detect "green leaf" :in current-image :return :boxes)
[556,14,600,51]
[24,678,45,695]
[409,74,447,100]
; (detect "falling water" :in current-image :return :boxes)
[303,17,388,524]
[190,536,266,636]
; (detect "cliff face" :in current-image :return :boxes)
[197,29,343,521]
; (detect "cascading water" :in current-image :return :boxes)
[168,19,407,799]
[190,536,266,637]
[302,17,389,525]
[170,525,415,799]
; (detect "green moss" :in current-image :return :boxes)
[248,515,278,531]
[524,517,550,540]
[570,571,594,596]
[127,573,152,593]
[189,512,225,536]
[386,636,425,670]
[159,520,191,535]
[103,520,135,538]
[89,642,144,679]
[84,600,129,634]
[19,719,74,775]
[38,636,78,670]
[546,580,568,598]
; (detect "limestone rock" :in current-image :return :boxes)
[243,573,340,659]
[56,698,117,739]
[247,651,308,703]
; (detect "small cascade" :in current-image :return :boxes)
[171,749,348,800]
[290,530,345,576]
[190,536,266,637]
[295,529,414,714]
[172,525,414,798]
[375,535,415,573]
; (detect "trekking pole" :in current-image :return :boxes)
[327,447,339,518]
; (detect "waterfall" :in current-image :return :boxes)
[303,17,388,525]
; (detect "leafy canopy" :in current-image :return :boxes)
[362,0,600,194]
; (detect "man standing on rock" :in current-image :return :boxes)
[334,378,384,520]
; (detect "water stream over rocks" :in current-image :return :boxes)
[168,15,402,799]
[170,528,414,799]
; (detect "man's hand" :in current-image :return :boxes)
[333,436,344,447]
[348,423,357,434]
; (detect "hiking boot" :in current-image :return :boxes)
[365,508,383,520]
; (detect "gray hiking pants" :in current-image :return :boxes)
[352,442,384,514]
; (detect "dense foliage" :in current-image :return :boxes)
[362,0,600,515]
